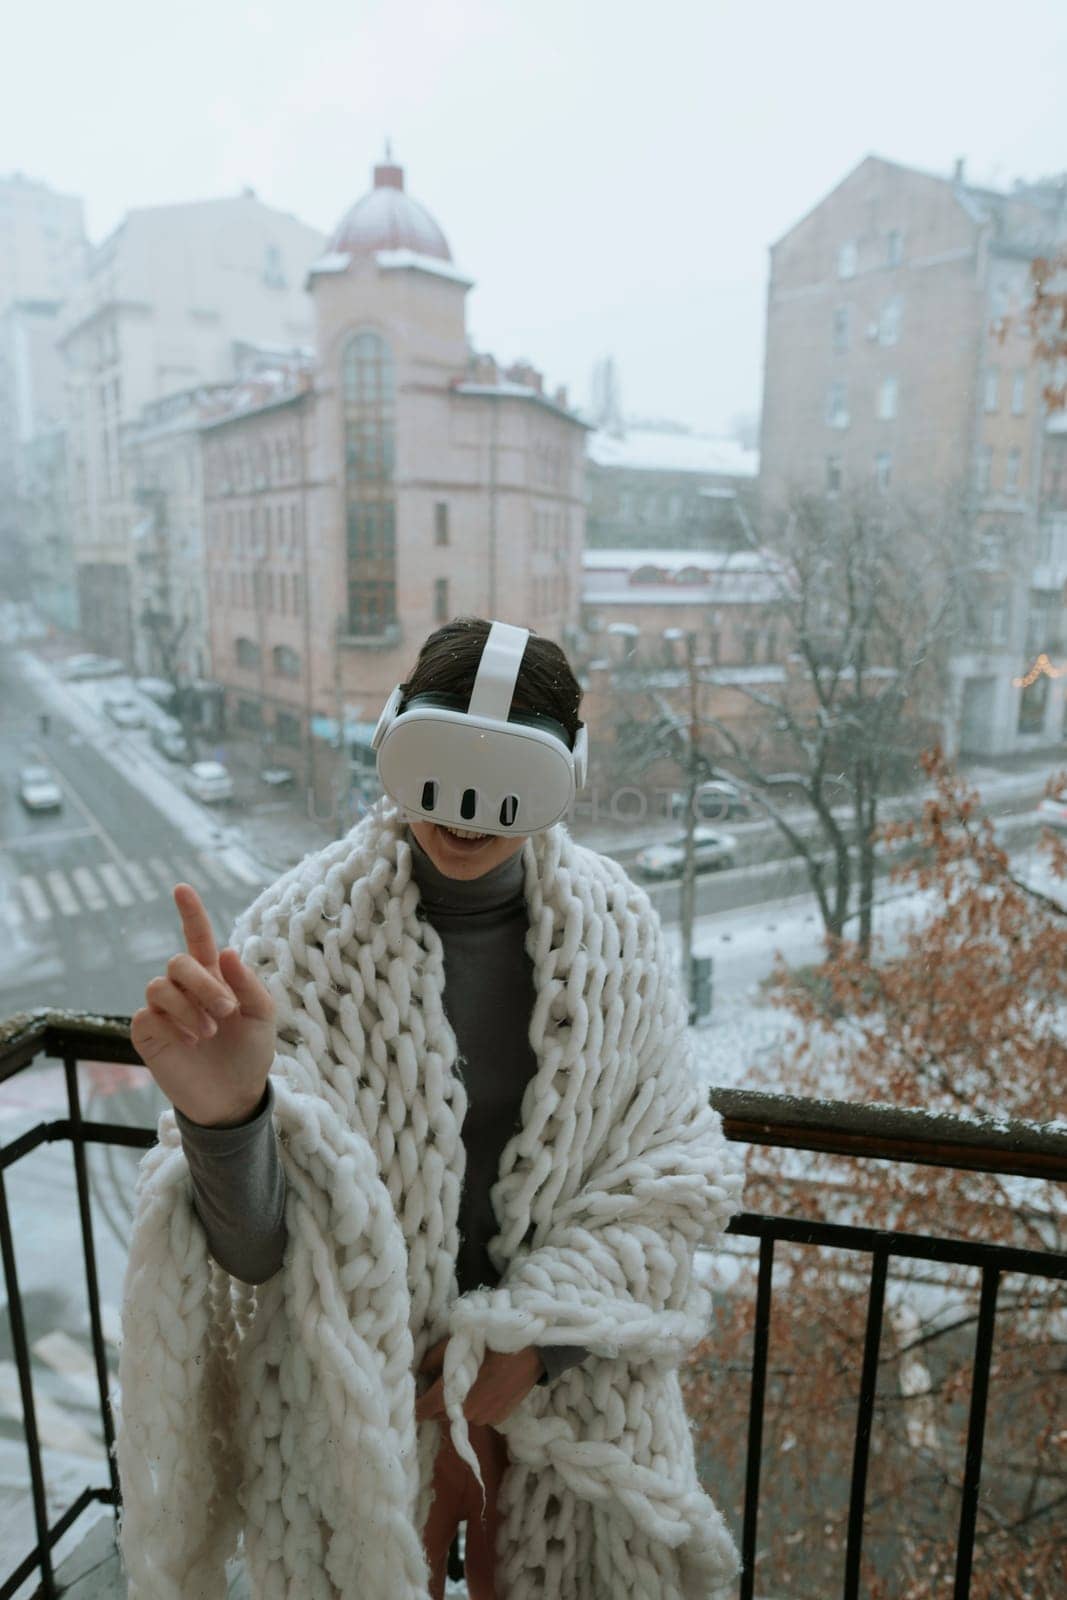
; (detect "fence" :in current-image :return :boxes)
[1,1010,1065,1599]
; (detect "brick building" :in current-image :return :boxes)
[586,423,757,552]
[200,155,588,807]
[759,154,1067,756]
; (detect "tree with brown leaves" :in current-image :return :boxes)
[684,749,1066,1599]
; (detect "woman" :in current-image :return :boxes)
[119,617,744,1600]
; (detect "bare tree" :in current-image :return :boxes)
[603,487,978,958]
[724,488,969,952]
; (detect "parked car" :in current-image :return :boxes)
[1036,792,1067,829]
[634,827,737,881]
[17,764,63,812]
[135,676,178,709]
[260,765,295,787]
[103,694,145,728]
[184,760,234,803]
[59,653,125,679]
[149,720,191,762]
[669,781,754,823]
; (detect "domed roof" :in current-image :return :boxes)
[329,154,451,262]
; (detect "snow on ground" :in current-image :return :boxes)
[677,837,1063,1112]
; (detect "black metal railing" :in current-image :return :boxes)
[1,1009,1065,1599]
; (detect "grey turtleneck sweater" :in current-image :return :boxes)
[174,826,588,1386]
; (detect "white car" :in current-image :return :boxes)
[17,764,63,812]
[635,828,737,881]
[184,760,235,803]
[103,694,145,728]
[59,653,125,679]
[1036,793,1067,828]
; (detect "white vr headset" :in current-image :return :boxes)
[370,619,588,836]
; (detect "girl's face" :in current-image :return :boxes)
[408,818,527,880]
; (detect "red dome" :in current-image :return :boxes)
[329,159,451,262]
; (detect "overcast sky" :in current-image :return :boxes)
[5,0,1066,436]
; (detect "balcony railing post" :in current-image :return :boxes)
[0,1165,57,1598]
[843,1243,889,1598]
[739,1233,774,1600]
[954,1266,1001,1599]
[62,1052,122,1523]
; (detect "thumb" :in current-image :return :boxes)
[218,947,274,1020]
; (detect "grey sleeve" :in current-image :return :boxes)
[535,1344,591,1385]
[174,1076,288,1285]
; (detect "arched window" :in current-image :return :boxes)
[630,564,667,585]
[235,636,260,669]
[342,331,396,635]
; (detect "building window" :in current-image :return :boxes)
[237,697,262,731]
[886,230,903,266]
[832,305,850,353]
[434,577,449,623]
[765,628,778,662]
[826,455,842,494]
[989,600,1008,645]
[263,243,286,289]
[435,501,449,545]
[837,240,857,279]
[877,376,898,421]
[742,628,757,664]
[235,635,259,669]
[708,629,721,664]
[875,452,892,491]
[1005,448,1021,495]
[879,298,902,346]
[977,446,993,494]
[826,382,849,428]
[272,644,301,678]
[984,369,999,413]
[275,709,302,746]
[1012,371,1026,416]
[342,330,397,636]
[1017,673,1049,735]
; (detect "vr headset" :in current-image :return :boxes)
[370,619,588,836]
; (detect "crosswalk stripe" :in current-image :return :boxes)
[148,856,178,892]
[196,852,234,889]
[71,865,107,911]
[122,860,158,901]
[45,869,79,916]
[97,861,135,907]
[18,874,51,921]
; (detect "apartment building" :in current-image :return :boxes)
[58,192,324,659]
[760,154,1067,756]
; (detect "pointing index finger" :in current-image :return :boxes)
[174,882,219,969]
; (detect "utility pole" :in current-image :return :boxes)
[679,628,700,1016]
[333,612,347,836]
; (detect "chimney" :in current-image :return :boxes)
[953,156,966,185]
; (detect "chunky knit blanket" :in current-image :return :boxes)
[112,799,746,1599]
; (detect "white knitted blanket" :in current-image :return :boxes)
[112,800,746,1599]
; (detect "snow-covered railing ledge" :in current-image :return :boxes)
[0,1007,138,1081]
[707,1085,1067,1184]
[1,1011,1064,1182]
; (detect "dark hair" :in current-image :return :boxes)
[399,617,583,746]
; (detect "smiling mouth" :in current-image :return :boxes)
[437,824,491,842]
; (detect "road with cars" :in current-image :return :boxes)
[0,644,271,1020]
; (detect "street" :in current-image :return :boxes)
[0,646,272,1019]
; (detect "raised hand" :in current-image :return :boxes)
[130,883,277,1128]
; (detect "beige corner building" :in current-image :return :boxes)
[759,154,1067,756]
[201,155,588,811]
